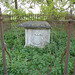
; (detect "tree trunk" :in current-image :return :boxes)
[15,0,18,9]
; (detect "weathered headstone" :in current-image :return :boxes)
[18,21,51,48]
[0,15,11,33]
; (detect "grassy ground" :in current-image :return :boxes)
[0,23,75,75]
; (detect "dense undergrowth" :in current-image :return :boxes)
[0,23,75,75]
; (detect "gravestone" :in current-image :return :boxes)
[18,21,51,48]
[0,15,11,33]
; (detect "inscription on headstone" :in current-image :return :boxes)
[25,29,50,48]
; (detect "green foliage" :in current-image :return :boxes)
[0,22,75,75]
[1,0,73,16]
[40,0,68,21]
[10,8,26,16]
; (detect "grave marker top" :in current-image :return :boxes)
[18,21,51,29]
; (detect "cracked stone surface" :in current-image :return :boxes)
[18,21,51,29]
